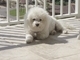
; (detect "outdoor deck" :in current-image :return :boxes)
[0,18,80,60]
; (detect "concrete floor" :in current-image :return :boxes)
[0,18,80,60]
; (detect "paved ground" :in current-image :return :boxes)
[0,18,80,60]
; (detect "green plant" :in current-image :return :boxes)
[10,8,26,19]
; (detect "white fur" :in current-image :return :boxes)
[24,7,67,43]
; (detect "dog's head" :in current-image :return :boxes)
[25,7,49,32]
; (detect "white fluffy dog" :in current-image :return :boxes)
[24,7,67,43]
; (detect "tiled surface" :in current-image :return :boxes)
[0,18,80,60]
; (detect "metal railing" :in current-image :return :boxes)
[0,0,80,26]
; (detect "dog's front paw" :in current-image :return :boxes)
[25,34,33,44]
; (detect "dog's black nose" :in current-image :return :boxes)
[36,24,39,26]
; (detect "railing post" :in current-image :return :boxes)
[7,0,10,24]
[60,0,63,16]
[26,0,28,13]
[52,0,55,17]
[35,0,37,7]
[76,0,80,18]
[44,0,46,10]
[16,0,19,21]
[68,0,71,15]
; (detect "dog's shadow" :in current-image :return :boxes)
[29,33,68,45]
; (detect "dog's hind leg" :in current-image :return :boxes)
[50,30,57,35]
[55,20,68,34]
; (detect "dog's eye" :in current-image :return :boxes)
[39,19,42,21]
[33,19,35,21]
